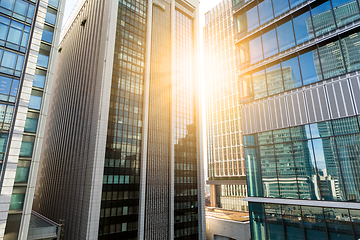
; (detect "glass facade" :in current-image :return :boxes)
[249,202,360,240]
[174,10,198,239]
[100,0,146,239]
[233,0,360,239]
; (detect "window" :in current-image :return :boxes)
[258,0,273,25]
[36,43,51,68]
[277,21,295,52]
[249,36,263,64]
[299,49,322,85]
[246,6,259,32]
[311,1,336,37]
[262,29,278,59]
[266,64,283,95]
[341,32,360,73]
[282,56,302,90]
[252,70,267,100]
[33,69,46,88]
[29,89,43,110]
[293,11,314,44]
[318,41,346,79]
[332,0,360,27]
[41,25,54,43]
[272,0,289,17]
[0,49,24,76]
[45,7,57,25]
[24,112,39,133]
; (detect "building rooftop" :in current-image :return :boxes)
[205,207,249,222]
[27,211,60,240]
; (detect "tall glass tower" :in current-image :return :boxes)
[33,0,205,239]
[233,0,360,239]
[204,0,248,212]
[0,0,65,239]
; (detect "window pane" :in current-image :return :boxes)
[246,6,259,32]
[235,12,246,34]
[0,0,15,10]
[303,218,327,240]
[245,147,262,197]
[293,140,320,200]
[299,50,322,85]
[1,50,17,69]
[258,131,273,145]
[258,0,273,25]
[29,95,42,110]
[249,36,263,64]
[33,72,46,88]
[312,138,346,201]
[282,56,302,90]
[289,0,306,8]
[45,11,56,25]
[332,117,359,135]
[14,0,28,16]
[250,212,266,239]
[15,167,29,182]
[275,143,299,199]
[311,1,336,36]
[252,70,267,99]
[283,215,304,240]
[332,0,360,27]
[277,21,295,52]
[273,0,289,17]
[0,76,12,95]
[326,220,354,239]
[266,213,285,239]
[9,193,25,210]
[336,134,360,202]
[341,31,360,72]
[266,64,283,95]
[293,11,314,44]
[8,27,22,45]
[260,145,280,198]
[0,134,8,152]
[41,29,53,43]
[319,41,346,79]
[48,0,59,8]
[310,121,333,138]
[37,54,49,68]
[20,141,34,157]
[24,117,38,133]
[262,29,278,59]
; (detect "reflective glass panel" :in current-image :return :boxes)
[341,32,360,73]
[283,215,305,240]
[289,0,306,8]
[235,12,246,34]
[258,0,274,25]
[282,56,302,90]
[310,121,333,138]
[273,128,291,143]
[319,41,346,79]
[245,147,262,197]
[45,9,56,25]
[323,208,350,221]
[332,0,360,27]
[336,134,360,202]
[262,29,278,59]
[15,167,29,182]
[350,209,360,222]
[326,220,354,239]
[29,95,42,110]
[293,140,320,200]
[266,64,283,95]
[246,6,259,31]
[9,193,25,210]
[37,54,49,68]
[273,0,289,17]
[291,125,311,141]
[303,217,328,240]
[312,138,346,201]
[277,21,296,52]
[299,50,322,85]
[249,36,263,64]
[48,0,59,8]
[252,70,267,100]
[266,213,285,240]
[332,117,359,135]
[260,145,280,198]
[275,143,299,199]
[353,222,360,240]
[250,211,267,240]
[311,1,336,36]
[293,11,314,44]
[19,141,34,157]
[302,206,324,218]
[258,131,273,145]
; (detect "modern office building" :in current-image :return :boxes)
[0,0,65,239]
[33,0,205,239]
[204,0,248,212]
[233,0,360,239]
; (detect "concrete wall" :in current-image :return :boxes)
[206,217,250,240]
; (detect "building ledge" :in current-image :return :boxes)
[27,211,60,240]
[244,197,360,209]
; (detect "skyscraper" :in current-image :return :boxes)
[0,0,65,239]
[33,0,205,239]
[233,0,360,239]
[204,0,248,212]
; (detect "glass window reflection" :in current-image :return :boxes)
[277,21,296,52]
[249,36,263,64]
[332,0,360,27]
[318,41,346,79]
[311,1,336,37]
[272,0,289,17]
[299,50,322,85]
[260,145,280,198]
[293,11,314,44]
[266,64,283,95]
[252,70,267,100]
[262,29,278,59]
[258,0,273,26]
[282,56,302,90]
[341,32,360,73]
[246,6,259,32]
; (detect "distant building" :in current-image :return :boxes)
[0,0,65,239]
[33,0,205,239]
[204,0,248,213]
